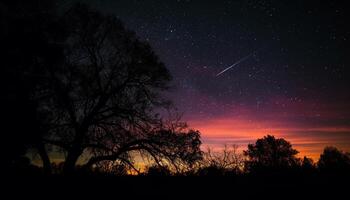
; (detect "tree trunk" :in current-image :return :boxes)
[63,149,82,175]
[37,142,52,175]
[63,126,87,175]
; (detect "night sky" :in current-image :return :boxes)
[80,0,350,159]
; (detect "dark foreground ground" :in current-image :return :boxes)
[2,173,349,199]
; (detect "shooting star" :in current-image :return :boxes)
[216,53,254,77]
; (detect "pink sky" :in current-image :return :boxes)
[182,96,350,160]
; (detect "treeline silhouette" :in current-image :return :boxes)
[96,136,350,177]
[5,134,350,178]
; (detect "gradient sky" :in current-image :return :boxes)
[81,0,350,160]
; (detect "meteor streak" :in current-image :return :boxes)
[216,53,253,77]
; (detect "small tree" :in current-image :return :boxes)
[244,135,299,172]
[198,145,244,176]
[301,156,315,169]
[318,146,350,173]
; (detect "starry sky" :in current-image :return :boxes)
[81,0,350,159]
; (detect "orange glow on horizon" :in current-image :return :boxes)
[187,117,350,161]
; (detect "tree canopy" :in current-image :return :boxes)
[244,135,299,172]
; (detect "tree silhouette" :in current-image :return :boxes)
[1,2,202,175]
[318,146,350,173]
[38,4,202,174]
[197,145,244,176]
[0,0,63,174]
[244,135,299,173]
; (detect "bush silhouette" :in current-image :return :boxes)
[146,165,171,176]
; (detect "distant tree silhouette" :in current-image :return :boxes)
[297,156,317,174]
[197,145,244,176]
[244,135,299,173]
[318,146,350,173]
[302,156,315,168]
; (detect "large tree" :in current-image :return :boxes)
[39,4,202,174]
[1,2,202,174]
